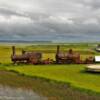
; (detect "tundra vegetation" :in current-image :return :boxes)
[0,43,100,100]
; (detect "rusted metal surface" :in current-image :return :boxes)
[11,46,42,64]
[56,46,94,64]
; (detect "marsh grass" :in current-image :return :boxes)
[0,70,99,100]
[0,43,100,99]
[6,65,100,94]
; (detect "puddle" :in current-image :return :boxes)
[0,86,47,100]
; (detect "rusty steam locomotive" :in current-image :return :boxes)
[11,45,95,64]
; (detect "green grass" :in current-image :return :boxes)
[0,70,100,100]
[0,43,100,95]
[6,64,100,93]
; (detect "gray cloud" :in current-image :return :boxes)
[0,0,99,42]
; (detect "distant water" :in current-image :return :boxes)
[0,86,47,100]
[51,33,100,43]
[0,33,100,43]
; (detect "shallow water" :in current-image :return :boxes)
[0,86,47,100]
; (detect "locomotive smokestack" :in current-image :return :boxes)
[57,45,60,54]
[56,45,60,63]
[12,46,16,56]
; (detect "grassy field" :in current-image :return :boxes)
[0,43,99,63]
[0,43,100,99]
[0,70,100,100]
[6,64,100,93]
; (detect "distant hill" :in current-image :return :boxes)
[0,40,52,43]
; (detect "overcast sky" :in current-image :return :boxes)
[0,0,100,42]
